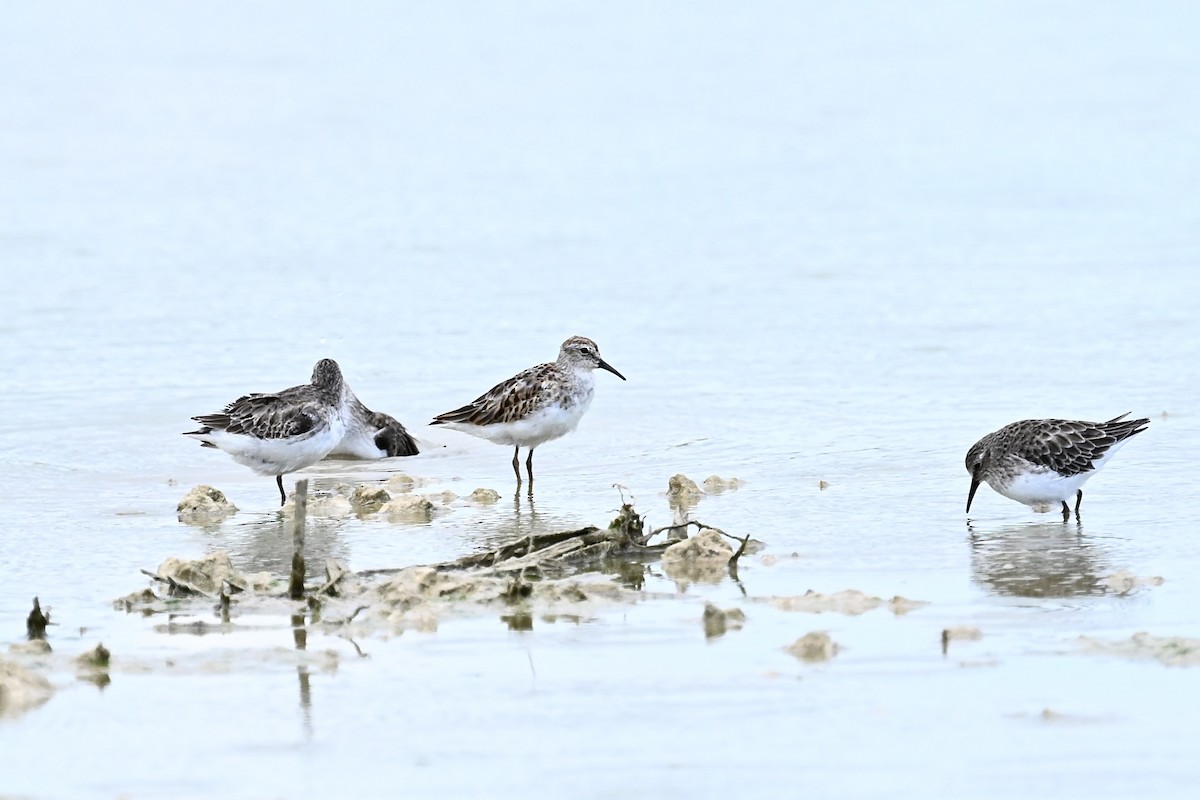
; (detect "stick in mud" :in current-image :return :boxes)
[289,479,308,600]
[27,596,49,640]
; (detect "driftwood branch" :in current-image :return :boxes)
[357,522,675,581]
[348,499,745,583]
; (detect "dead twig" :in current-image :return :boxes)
[316,560,351,597]
[647,519,734,542]
[139,569,203,597]
[320,605,370,628]
[649,518,750,577]
[612,483,635,506]
[727,532,751,570]
[139,568,169,584]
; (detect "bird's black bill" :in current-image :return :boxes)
[598,358,626,381]
[966,478,981,514]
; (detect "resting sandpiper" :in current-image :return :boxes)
[326,390,419,460]
[430,336,626,488]
[965,413,1149,521]
[184,358,351,505]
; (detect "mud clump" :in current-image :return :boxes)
[9,640,52,657]
[117,552,276,602]
[703,603,746,639]
[157,552,239,595]
[76,643,111,669]
[176,485,238,523]
[767,589,882,616]
[661,529,733,585]
[941,626,984,653]
[377,567,497,615]
[887,596,928,615]
[942,626,983,641]
[662,530,732,562]
[380,495,436,522]
[309,493,352,516]
[0,658,54,718]
[666,474,703,508]
[469,488,501,504]
[1079,632,1200,667]
[385,474,422,494]
[787,632,839,662]
[282,490,352,517]
[702,475,744,494]
[368,566,638,631]
[350,486,392,513]
[1101,570,1164,596]
[76,643,112,687]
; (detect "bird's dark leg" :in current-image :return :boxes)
[1074,490,1083,521]
[1060,501,1070,522]
[526,448,535,491]
[277,475,287,506]
[512,447,522,486]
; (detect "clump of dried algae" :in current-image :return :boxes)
[176,485,238,523]
[350,486,391,513]
[701,475,744,494]
[380,494,436,521]
[786,632,839,662]
[0,658,53,718]
[703,603,746,639]
[367,567,638,632]
[114,551,278,604]
[766,589,882,616]
[661,529,733,585]
[1079,632,1200,667]
[667,474,704,508]
[469,488,501,504]
[1100,570,1165,596]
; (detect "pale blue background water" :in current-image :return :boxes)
[2,2,1200,798]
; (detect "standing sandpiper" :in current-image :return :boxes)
[184,359,352,505]
[965,413,1149,521]
[430,336,626,488]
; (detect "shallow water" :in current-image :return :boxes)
[3,1,1200,797]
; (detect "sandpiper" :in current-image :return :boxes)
[326,391,419,460]
[184,358,351,505]
[430,336,626,488]
[965,413,1149,521]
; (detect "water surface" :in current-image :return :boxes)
[2,2,1200,798]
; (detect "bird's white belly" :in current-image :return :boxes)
[207,418,346,475]
[326,423,383,459]
[992,468,1094,510]
[452,400,590,448]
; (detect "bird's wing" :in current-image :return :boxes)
[193,391,323,440]
[431,363,558,426]
[1014,416,1148,476]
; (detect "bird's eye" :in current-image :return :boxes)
[580,347,592,355]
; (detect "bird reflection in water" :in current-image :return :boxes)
[967,521,1111,598]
